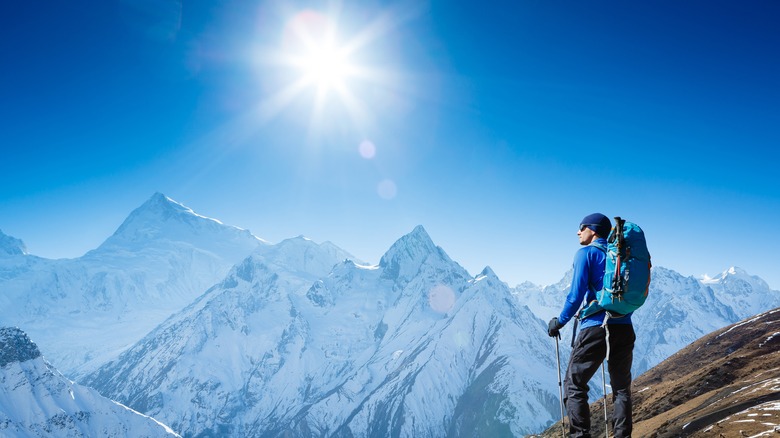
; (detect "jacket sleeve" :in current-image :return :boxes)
[557,248,590,326]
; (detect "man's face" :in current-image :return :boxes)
[578,224,596,245]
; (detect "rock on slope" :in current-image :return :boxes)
[0,327,180,437]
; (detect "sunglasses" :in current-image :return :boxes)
[579,224,597,232]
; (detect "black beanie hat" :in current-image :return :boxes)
[580,213,612,238]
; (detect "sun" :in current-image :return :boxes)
[249,6,411,133]
[282,10,358,97]
[299,41,351,92]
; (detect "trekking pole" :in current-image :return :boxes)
[601,364,608,438]
[554,336,566,438]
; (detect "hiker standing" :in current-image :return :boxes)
[547,213,636,438]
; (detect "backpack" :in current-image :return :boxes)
[579,217,652,319]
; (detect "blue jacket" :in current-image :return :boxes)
[558,238,632,329]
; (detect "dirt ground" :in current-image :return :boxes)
[530,308,780,438]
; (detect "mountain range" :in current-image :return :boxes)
[0,193,263,378]
[81,226,557,436]
[2,193,779,436]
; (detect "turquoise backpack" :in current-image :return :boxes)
[580,217,652,318]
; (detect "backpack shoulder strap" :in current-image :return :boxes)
[577,241,608,320]
[588,241,607,253]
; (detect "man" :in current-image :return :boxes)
[547,213,635,438]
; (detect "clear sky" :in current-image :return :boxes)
[2,0,779,289]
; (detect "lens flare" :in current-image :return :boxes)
[428,284,456,314]
[377,179,397,199]
[359,140,376,159]
[282,10,330,52]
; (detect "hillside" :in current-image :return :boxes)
[533,307,780,437]
[0,327,179,437]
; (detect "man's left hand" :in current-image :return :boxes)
[548,317,564,338]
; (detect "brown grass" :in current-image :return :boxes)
[530,308,780,438]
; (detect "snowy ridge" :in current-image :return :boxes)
[253,235,359,277]
[95,192,264,259]
[0,327,179,437]
[83,226,560,436]
[700,266,777,320]
[0,229,27,256]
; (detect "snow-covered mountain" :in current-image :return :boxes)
[514,264,780,377]
[0,229,27,256]
[94,192,262,261]
[0,193,264,378]
[5,194,780,437]
[701,266,778,319]
[83,226,559,437]
[0,327,179,437]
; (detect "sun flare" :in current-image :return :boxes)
[298,40,353,93]
[279,10,359,96]
[252,6,409,133]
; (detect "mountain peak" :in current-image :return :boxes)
[0,327,41,367]
[700,266,768,288]
[99,193,263,251]
[409,224,430,238]
[135,192,208,223]
[0,229,27,256]
[379,225,438,266]
[110,193,207,239]
[710,266,749,279]
[379,225,457,281]
[723,266,753,279]
[146,191,168,204]
[477,266,497,279]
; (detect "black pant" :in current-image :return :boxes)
[564,325,636,438]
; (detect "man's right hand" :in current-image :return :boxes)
[548,317,564,338]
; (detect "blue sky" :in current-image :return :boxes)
[2,0,779,289]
